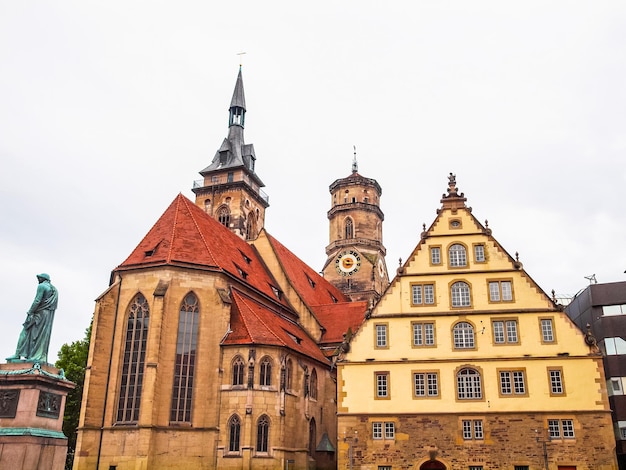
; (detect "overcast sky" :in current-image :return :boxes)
[1,1,625,362]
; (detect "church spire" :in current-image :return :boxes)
[352,145,358,174]
[229,67,246,128]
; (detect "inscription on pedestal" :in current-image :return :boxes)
[0,390,20,418]
[36,391,61,419]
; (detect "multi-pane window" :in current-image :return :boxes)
[385,422,395,439]
[449,244,467,267]
[259,357,272,386]
[462,419,484,440]
[453,322,475,349]
[541,318,555,343]
[469,467,484,470]
[375,372,389,399]
[493,320,518,344]
[451,282,471,307]
[232,356,245,386]
[373,422,395,440]
[256,415,270,452]
[228,414,241,452]
[549,368,564,395]
[474,244,486,262]
[489,280,513,302]
[430,246,441,265]
[373,422,383,439]
[171,293,199,422]
[457,368,482,399]
[309,369,318,400]
[117,293,150,423]
[414,372,439,397]
[620,428,626,440]
[548,419,575,439]
[411,284,435,306]
[375,324,388,348]
[499,370,526,395]
[413,322,435,347]
[514,467,530,470]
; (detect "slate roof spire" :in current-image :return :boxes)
[229,66,246,128]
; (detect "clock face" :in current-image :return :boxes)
[377,258,386,278]
[335,250,362,276]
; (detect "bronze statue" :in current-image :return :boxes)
[6,273,59,363]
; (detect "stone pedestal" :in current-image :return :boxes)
[0,362,75,470]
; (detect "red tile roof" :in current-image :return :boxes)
[264,233,366,345]
[224,289,330,364]
[265,233,349,306]
[117,194,289,307]
[311,301,368,345]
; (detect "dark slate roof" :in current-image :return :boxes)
[224,289,330,364]
[117,194,288,308]
[230,67,246,110]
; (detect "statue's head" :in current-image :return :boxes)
[36,273,51,282]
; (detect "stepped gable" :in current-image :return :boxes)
[117,194,289,307]
[312,301,368,346]
[224,289,329,364]
[265,233,349,306]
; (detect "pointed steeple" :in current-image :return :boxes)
[352,146,358,174]
[229,67,246,128]
[192,68,268,240]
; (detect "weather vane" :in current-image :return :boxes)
[237,52,247,67]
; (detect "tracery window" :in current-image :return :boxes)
[218,206,231,227]
[117,293,149,422]
[170,293,199,422]
[345,218,354,239]
[228,414,241,452]
[232,356,245,386]
[256,415,270,453]
[259,357,272,386]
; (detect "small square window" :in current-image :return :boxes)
[620,428,626,440]
[462,419,483,440]
[373,422,383,439]
[612,378,622,392]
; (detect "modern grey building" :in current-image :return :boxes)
[566,281,626,469]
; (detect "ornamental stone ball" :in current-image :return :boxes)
[6,273,59,364]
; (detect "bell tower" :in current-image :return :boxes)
[322,153,389,303]
[192,67,269,240]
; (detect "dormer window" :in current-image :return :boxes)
[270,285,282,300]
[306,275,316,288]
[286,331,302,345]
[239,250,252,265]
[234,264,248,280]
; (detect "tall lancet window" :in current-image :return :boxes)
[117,293,150,423]
[218,206,231,227]
[170,293,199,422]
[345,218,354,239]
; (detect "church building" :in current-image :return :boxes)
[73,69,372,470]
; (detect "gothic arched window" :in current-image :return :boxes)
[170,293,199,422]
[309,418,317,455]
[259,357,272,386]
[345,218,354,239]
[256,415,270,453]
[218,206,231,227]
[232,356,245,386]
[117,293,150,423]
[310,368,318,400]
[286,359,293,391]
[228,414,241,452]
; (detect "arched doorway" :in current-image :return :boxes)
[420,460,446,470]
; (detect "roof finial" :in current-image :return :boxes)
[237,51,246,68]
[352,145,358,174]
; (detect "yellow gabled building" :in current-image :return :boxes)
[337,174,617,470]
